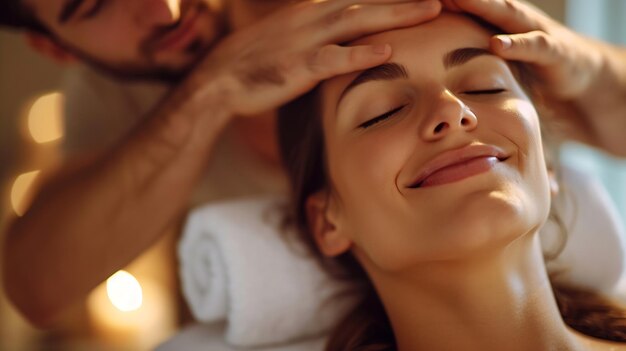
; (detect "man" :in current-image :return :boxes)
[1,0,625,328]
[0,0,449,327]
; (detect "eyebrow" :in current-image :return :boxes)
[338,63,409,104]
[443,47,494,70]
[58,0,85,23]
[337,47,496,105]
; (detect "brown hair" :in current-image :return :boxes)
[277,56,626,351]
[0,0,50,34]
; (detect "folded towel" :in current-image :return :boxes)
[178,196,359,347]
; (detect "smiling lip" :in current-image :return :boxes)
[407,144,509,189]
[153,6,200,53]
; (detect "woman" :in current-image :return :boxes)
[278,12,626,351]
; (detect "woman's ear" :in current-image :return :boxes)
[25,32,78,64]
[305,191,352,257]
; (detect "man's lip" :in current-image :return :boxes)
[406,144,510,188]
[152,6,199,53]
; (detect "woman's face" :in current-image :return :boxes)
[316,13,551,272]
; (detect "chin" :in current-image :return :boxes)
[426,190,545,260]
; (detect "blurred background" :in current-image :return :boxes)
[0,0,625,350]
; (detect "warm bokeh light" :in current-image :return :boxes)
[107,271,143,312]
[166,0,181,20]
[10,170,40,216]
[88,273,176,349]
[27,92,64,143]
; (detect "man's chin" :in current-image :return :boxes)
[58,40,191,83]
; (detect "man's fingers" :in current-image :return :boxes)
[316,0,442,44]
[490,31,561,66]
[307,44,392,79]
[449,0,547,33]
[292,0,434,27]
[320,0,434,13]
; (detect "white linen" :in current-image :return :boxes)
[155,322,326,351]
[541,164,626,293]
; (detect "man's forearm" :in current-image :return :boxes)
[577,43,626,157]
[3,76,233,327]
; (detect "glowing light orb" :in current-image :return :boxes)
[10,170,40,216]
[27,92,64,143]
[106,271,143,312]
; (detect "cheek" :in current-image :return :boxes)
[479,99,551,222]
[70,16,144,61]
[328,122,419,213]
[478,98,545,171]
[327,126,436,271]
[500,99,548,179]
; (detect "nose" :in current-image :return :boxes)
[136,0,182,27]
[419,90,478,141]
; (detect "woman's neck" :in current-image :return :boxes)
[366,233,586,351]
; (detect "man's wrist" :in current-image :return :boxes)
[183,72,238,149]
[609,45,626,98]
[574,41,626,155]
[576,41,623,110]
[152,71,236,149]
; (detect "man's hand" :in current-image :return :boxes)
[189,0,443,116]
[444,0,600,99]
[444,0,626,156]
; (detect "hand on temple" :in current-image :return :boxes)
[180,0,442,117]
[443,0,626,156]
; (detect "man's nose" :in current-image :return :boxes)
[136,0,182,27]
[419,90,478,142]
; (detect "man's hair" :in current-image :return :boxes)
[0,1,49,34]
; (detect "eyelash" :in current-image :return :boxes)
[463,88,507,95]
[358,89,506,130]
[359,105,407,129]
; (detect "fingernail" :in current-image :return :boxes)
[496,35,512,50]
[372,44,390,55]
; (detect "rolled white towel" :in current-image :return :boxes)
[178,196,359,347]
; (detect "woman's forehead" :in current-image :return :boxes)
[320,13,492,107]
[352,12,491,49]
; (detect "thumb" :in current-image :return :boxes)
[490,31,560,66]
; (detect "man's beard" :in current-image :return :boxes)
[62,37,208,84]
[54,0,225,84]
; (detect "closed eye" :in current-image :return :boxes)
[359,105,407,129]
[463,88,507,95]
